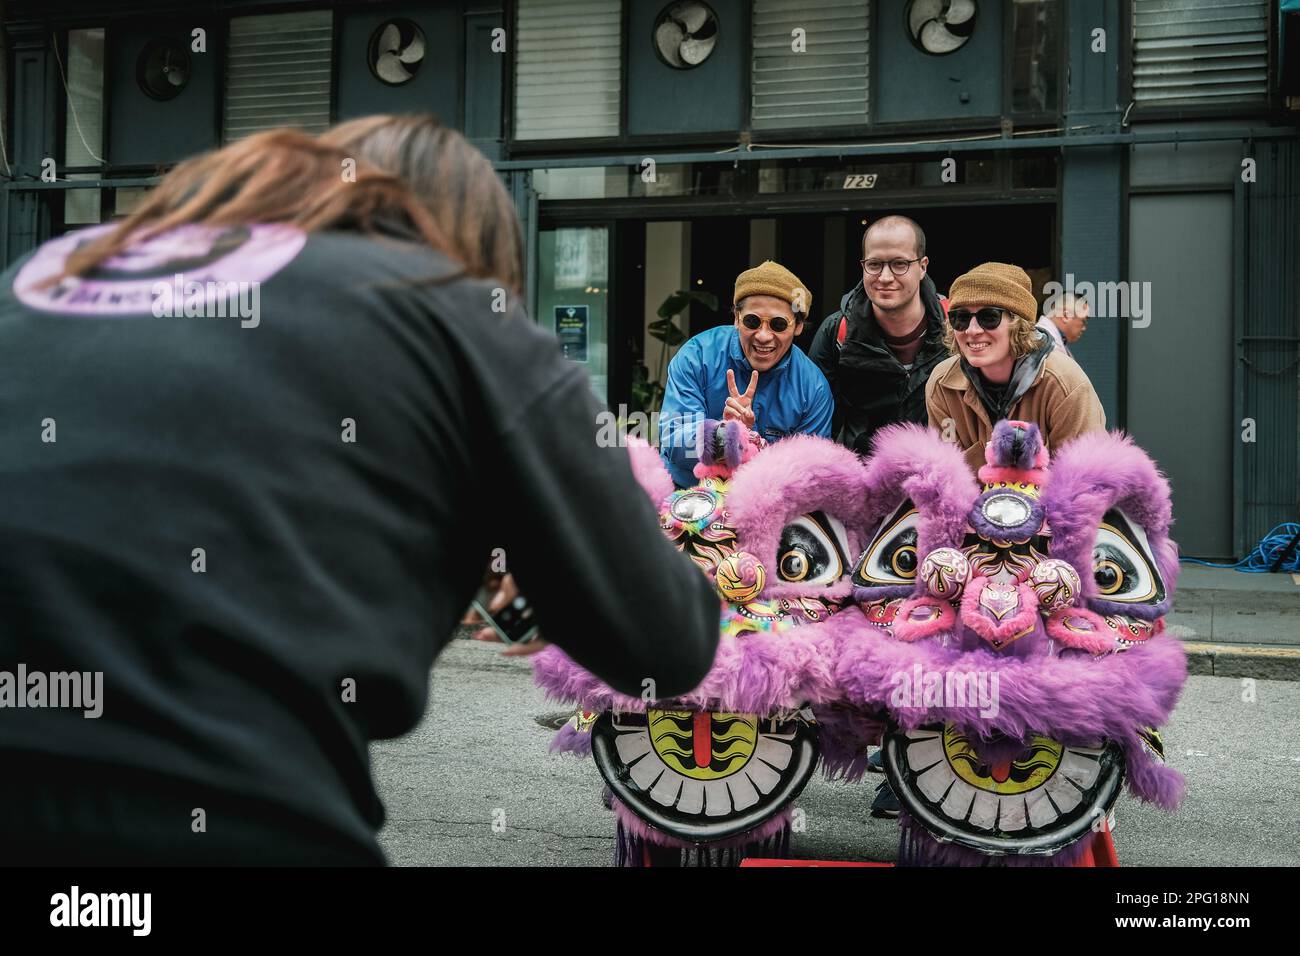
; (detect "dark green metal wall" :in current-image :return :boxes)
[1236,138,1300,555]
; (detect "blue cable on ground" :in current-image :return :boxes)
[1180,523,1300,573]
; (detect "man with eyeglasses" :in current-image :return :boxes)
[658,260,832,488]
[809,215,950,458]
[927,262,1104,472]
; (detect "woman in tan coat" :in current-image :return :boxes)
[925,262,1105,472]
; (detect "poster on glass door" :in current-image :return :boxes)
[554,305,589,362]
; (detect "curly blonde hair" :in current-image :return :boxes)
[941,309,1044,359]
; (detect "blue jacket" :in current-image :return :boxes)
[659,325,833,487]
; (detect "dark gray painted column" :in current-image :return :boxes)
[464,3,504,161]
[1060,0,1124,425]
[4,24,59,265]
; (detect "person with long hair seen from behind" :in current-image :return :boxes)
[0,124,720,864]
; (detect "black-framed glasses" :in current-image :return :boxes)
[739,313,792,334]
[860,257,922,276]
[948,308,1007,332]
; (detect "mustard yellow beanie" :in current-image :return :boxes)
[947,262,1038,322]
[733,260,811,318]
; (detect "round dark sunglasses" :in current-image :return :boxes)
[739,313,792,334]
[948,308,1006,332]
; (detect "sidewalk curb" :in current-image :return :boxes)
[1180,641,1300,681]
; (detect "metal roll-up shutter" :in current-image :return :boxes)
[223,10,334,143]
[751,0,869,129]
[514,0,621,141]
[1132,0,1269,105]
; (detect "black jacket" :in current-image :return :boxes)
[0,228,721,863]
[809,273,949,455]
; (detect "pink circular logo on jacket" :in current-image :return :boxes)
[13,223,306,318]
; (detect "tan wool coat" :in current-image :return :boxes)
[925,349,1106,473]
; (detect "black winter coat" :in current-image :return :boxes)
[808,273,949,456]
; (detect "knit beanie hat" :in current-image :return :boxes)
[947,262,1038,323]
[734,260,811,318]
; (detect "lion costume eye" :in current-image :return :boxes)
[852,501,920,587]
[1091,509,1166,605]
[776,511,850,586]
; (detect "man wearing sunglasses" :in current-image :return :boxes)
[926,262,1105,472]
[658,260,833,488]
[809,216,950,457]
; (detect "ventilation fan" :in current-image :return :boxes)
[136,38,191,101]
[906,0,978,55]
[368,19,426,86]
[653,1,719,70]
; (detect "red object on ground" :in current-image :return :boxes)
[1072,818,1120,867]
[743,813,1116,868]
[740,859,894,867]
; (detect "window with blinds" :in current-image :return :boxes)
[1132,0,1269,106]
[223,11,333,143]
[752,0,869,129]
[514,0,621,140]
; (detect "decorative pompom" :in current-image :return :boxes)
[920,547,971,600]
[1029,558,1083,611]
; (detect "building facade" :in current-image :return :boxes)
[3,0,1298,559]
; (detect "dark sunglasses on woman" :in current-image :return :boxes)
[739,313,791,334]
[948,307,1006,332]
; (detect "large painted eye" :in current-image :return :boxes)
[775,511,850,586]
[1092,509,1166,605]
[852,501,919,587]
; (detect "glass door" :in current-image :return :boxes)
[536,225,610,403]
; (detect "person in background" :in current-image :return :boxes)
[658,260,832,488]
[0,121,720,864]
[927,262,1106,473]
[1036,290,1090,358]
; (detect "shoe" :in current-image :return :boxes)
[867,748,885,773]
[870,780,900,819]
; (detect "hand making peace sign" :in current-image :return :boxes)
[724,368,759,428]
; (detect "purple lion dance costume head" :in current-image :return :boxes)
[830,420,1186,865]
[534,417,1186,866]
[533,419,876,866]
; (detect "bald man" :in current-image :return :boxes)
[809,215,950,457]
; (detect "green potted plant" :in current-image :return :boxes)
[630,288,718,417]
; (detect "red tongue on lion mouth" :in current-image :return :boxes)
[990,761,1012,783]
[693,711,712,770]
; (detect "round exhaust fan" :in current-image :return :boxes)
[136,38,192,101]
[906,0,978,56]
[368,19,426,86]
[653,1,719,70]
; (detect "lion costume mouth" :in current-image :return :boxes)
[882,723,1124,856]
[592,708,819,841]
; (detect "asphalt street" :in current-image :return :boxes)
[372,637,1300,866]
